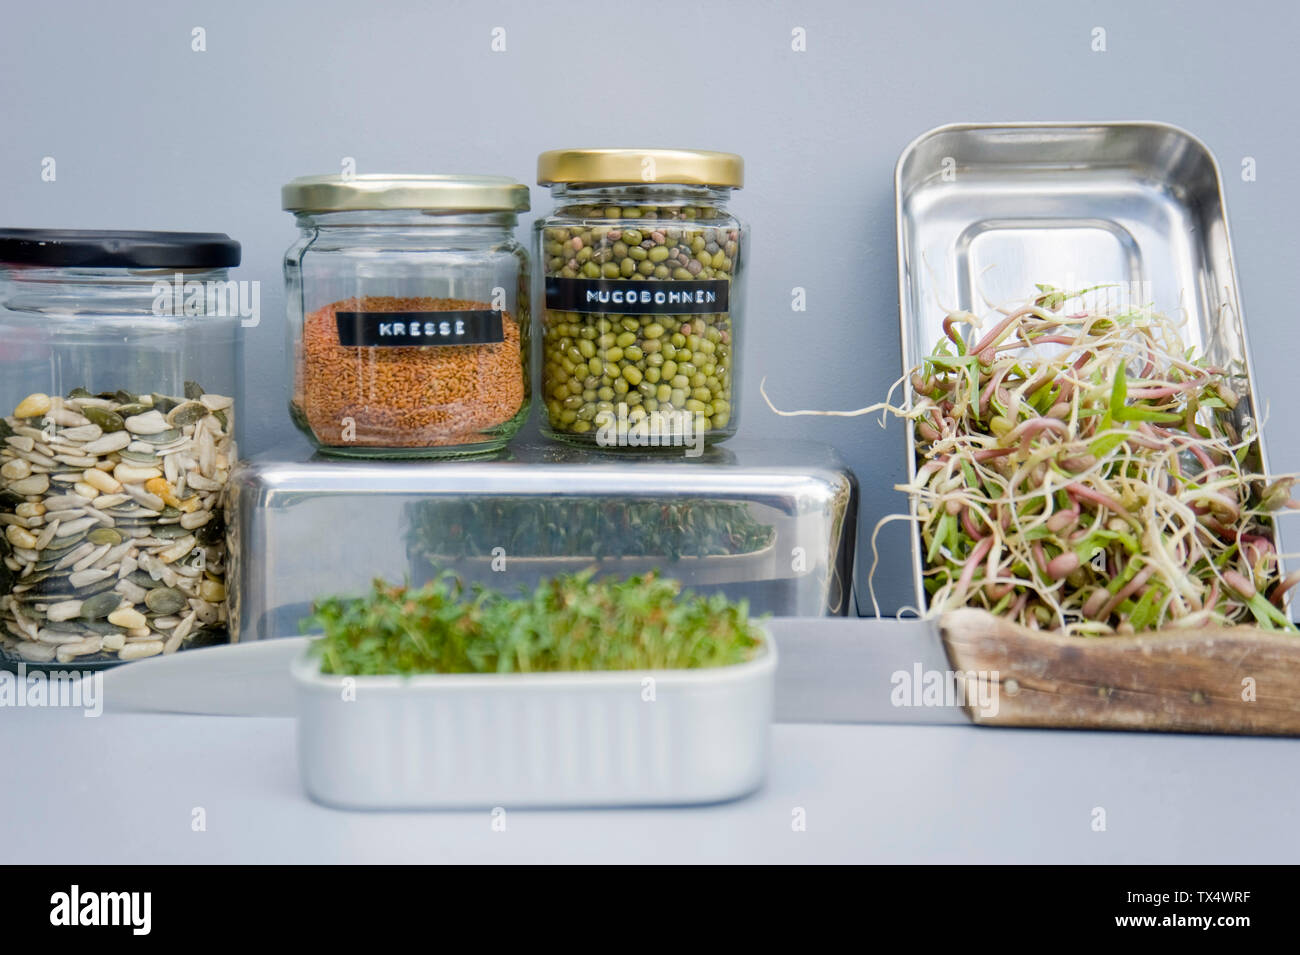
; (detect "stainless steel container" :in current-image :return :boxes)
[895,121,1284,613]
[226,440,856,641]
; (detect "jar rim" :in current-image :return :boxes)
[282,175,530,214]
[537,149,744,188]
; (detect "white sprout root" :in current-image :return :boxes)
[763,286,1300,635]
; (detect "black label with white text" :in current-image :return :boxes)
[335,311,503,347]
[545,278,729,315]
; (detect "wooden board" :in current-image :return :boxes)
[939,608,1300,736]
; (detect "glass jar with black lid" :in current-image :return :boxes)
[0,229,242,668]
[536,148,745,451]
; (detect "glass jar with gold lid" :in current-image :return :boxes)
[535,149,745,452]
[282,174,531,458]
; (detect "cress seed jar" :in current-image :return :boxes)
[282,175,532,458]
[536,148,746,449]
[0,229,242,668]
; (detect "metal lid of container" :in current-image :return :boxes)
[0,229,241,268]
[282,174,531,213]
[537,148,744,188]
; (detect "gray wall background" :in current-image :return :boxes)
[3,0,1298,615]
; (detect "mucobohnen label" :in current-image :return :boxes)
[545,278,729,315]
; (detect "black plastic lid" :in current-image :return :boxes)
[0,229,241,269]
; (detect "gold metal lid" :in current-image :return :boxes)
[536,148,744,188]
[281,174,530,213]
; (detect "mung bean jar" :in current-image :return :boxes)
[0,229,243,669]
[536,148,745,450]
[282,174,532,458]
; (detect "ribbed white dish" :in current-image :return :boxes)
[292,637,776,809]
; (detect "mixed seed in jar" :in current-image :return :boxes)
[0,385,234,665]
[536,149,745,448]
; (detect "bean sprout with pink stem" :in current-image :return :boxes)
[761,285,1299,635]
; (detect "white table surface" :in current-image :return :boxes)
[3,707,1296,864]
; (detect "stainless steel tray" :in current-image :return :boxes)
[226,441,857,641]
[895,121,1282,610]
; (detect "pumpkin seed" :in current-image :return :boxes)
[128,570,160,590]
[79,591,122,620]
[82,406,126,433]
[86,527,123,546]
[118,449,158,465]
[184,381,205,400]
[144,587,188,615]
[167,401,207,427]
[137,428,183,445]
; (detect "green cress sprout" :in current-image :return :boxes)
[302,570,765,675]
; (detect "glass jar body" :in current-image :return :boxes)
[285,210,531,458]
[535,184,745,451]
[0,266,241,669]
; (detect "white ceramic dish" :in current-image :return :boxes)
[291,635,777,809]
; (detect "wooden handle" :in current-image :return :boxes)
[939,608,1300,736]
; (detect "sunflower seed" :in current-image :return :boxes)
[198,393,233,411]
[33,520,60,551]
[72,543,111,573]
[15,641,56,662]
[1,459,32,481]
[36,629,85,646]
[55,517,97,538]
[179,509,211,530]
[68,567,114,589]
[46,408,90,428]
[8,474,49,495]
[124,410,169,435]
[58,424,103,442]
[113,580,148,604]
[46,599,83,622]
[54,542,96,571]
[56,636,103,662]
